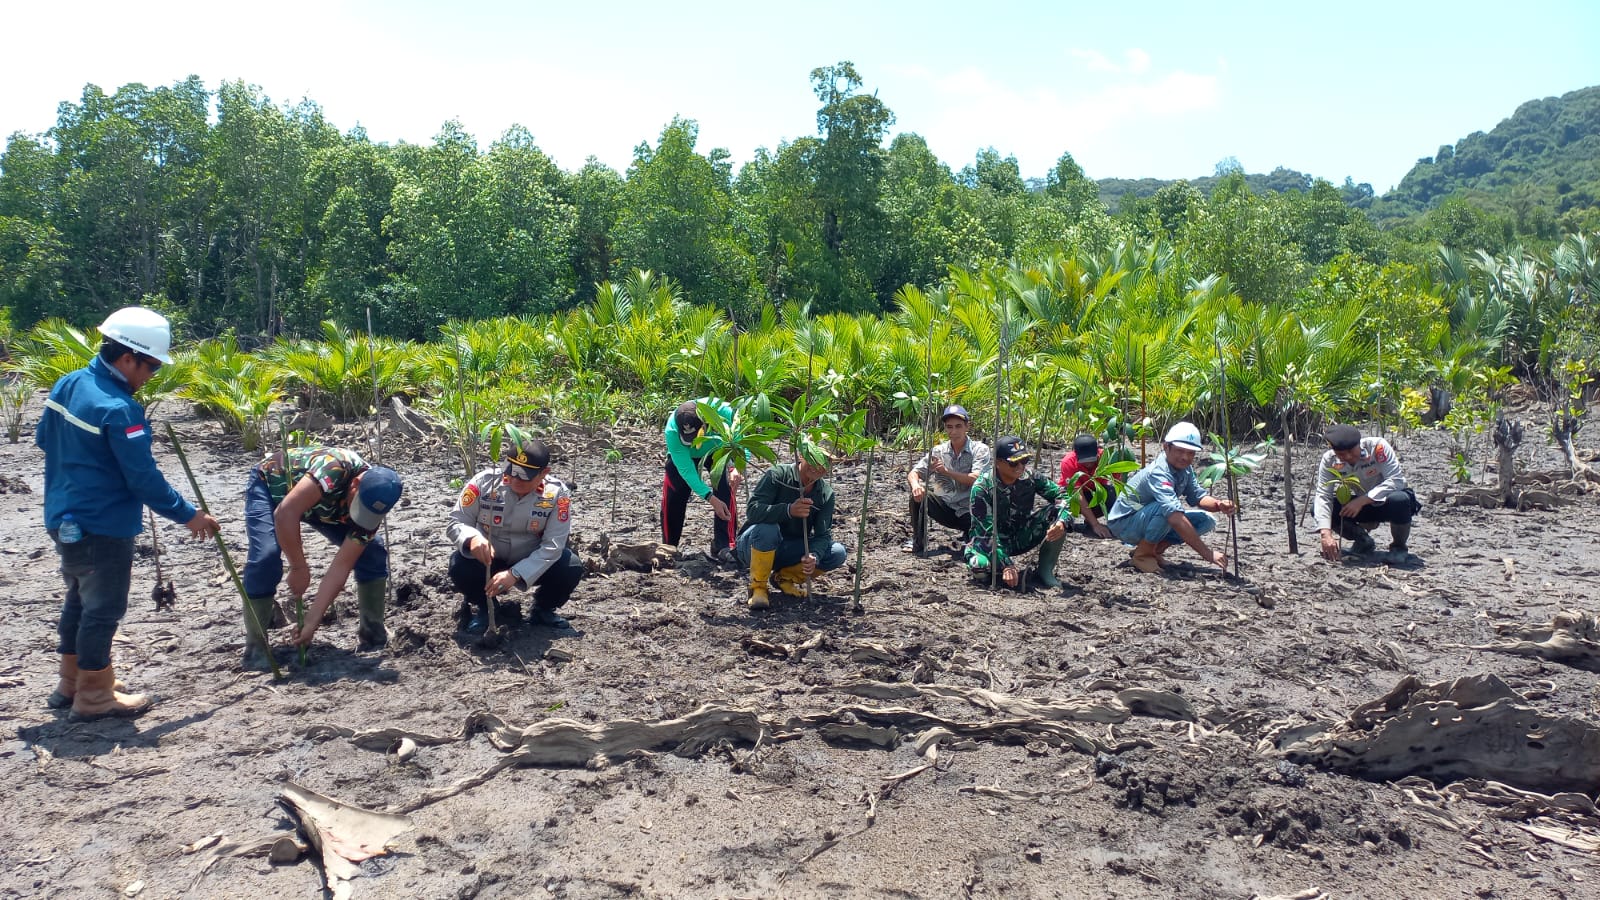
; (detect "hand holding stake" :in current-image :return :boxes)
[166,423,284,680]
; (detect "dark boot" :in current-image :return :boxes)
[69,663,151,721]
[242,595,276,671]
[356,579,388,651]
[1344,522,1376,555]
[1035,536,1064,588]
[1388,522,1412,559]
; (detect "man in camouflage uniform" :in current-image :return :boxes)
[966,436,1071,589]
[243,446,403,668]
[446,436,584,633]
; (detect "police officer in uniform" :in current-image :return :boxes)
[446,436,584,633]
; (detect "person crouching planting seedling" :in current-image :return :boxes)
[239,446,403,669]
[445,428,585,635]
[737,437,847,610]
[1106,422,1235,573]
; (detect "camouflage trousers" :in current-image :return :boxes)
[965,504,1058,571]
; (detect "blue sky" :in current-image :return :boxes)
[5,1,1597,193]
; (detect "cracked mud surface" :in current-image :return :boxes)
[1,398,1597,898]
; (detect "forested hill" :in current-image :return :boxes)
[1092,85,1600,235]
[1093,166,1343,215]
[1368,85,1600,231]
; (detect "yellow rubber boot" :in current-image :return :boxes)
[748,548,775,609]
[774,564,809,597]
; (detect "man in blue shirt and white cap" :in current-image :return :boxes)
[1106,422,1234,573]
[37,306,220,720]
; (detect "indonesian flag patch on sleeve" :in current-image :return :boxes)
[124,424,148,439]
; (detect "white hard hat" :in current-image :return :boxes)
[98,307,173,364]
[1163,421,1203,451]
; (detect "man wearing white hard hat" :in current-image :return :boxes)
[1105,422,1234,573]
[36,307,220,721]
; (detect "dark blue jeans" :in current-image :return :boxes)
[55,531,136,671]
[736,523,848,571]
[242,472,388,598]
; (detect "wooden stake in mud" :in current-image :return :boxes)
[147,508,177,611]
[1140,346,1149,467]
[165,423,283,680]
[919,311,934,552]
[851,446,874,615]
[1281,406,1299,555]
[991,295,1006,591]
[482,518,498,634]
[800,337,814,600]
[1213,335,1241,577]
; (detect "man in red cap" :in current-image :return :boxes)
[1058,433,1121,538]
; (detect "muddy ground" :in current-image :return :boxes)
[1,395,1597,899]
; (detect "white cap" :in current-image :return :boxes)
[98,307,173,364]
[1163,421,1203,451]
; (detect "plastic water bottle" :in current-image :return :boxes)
[58,513,82,544]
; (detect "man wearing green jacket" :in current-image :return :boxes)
[737,451,847,609]
[662,398,743,562]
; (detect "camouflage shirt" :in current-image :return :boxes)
[257,446,375,542]
[968,470,1070,547]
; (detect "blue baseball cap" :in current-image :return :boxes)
[941,404,970,423]
[351,466,403,531]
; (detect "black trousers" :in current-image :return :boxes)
[661,456,737,551]
[910,493,971,546]
[448,548,584,612]
[1331,488,1420,537]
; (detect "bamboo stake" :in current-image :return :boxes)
[482,511,498,634]
[280,413,307,666]
[366,307,393,609]
[165,423,283,680]
[1213,335,1241,577]
[991,293,1005,591]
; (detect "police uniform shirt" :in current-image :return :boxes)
[445,468,574,587]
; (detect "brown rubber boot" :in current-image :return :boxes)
[47,654,80,709]
[69,664,152,722]
[48,654,127,709]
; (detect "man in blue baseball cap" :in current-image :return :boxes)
[905,404,991,554]
[240,446,403,668]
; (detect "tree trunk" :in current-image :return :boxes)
[1492,417,1524,507]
